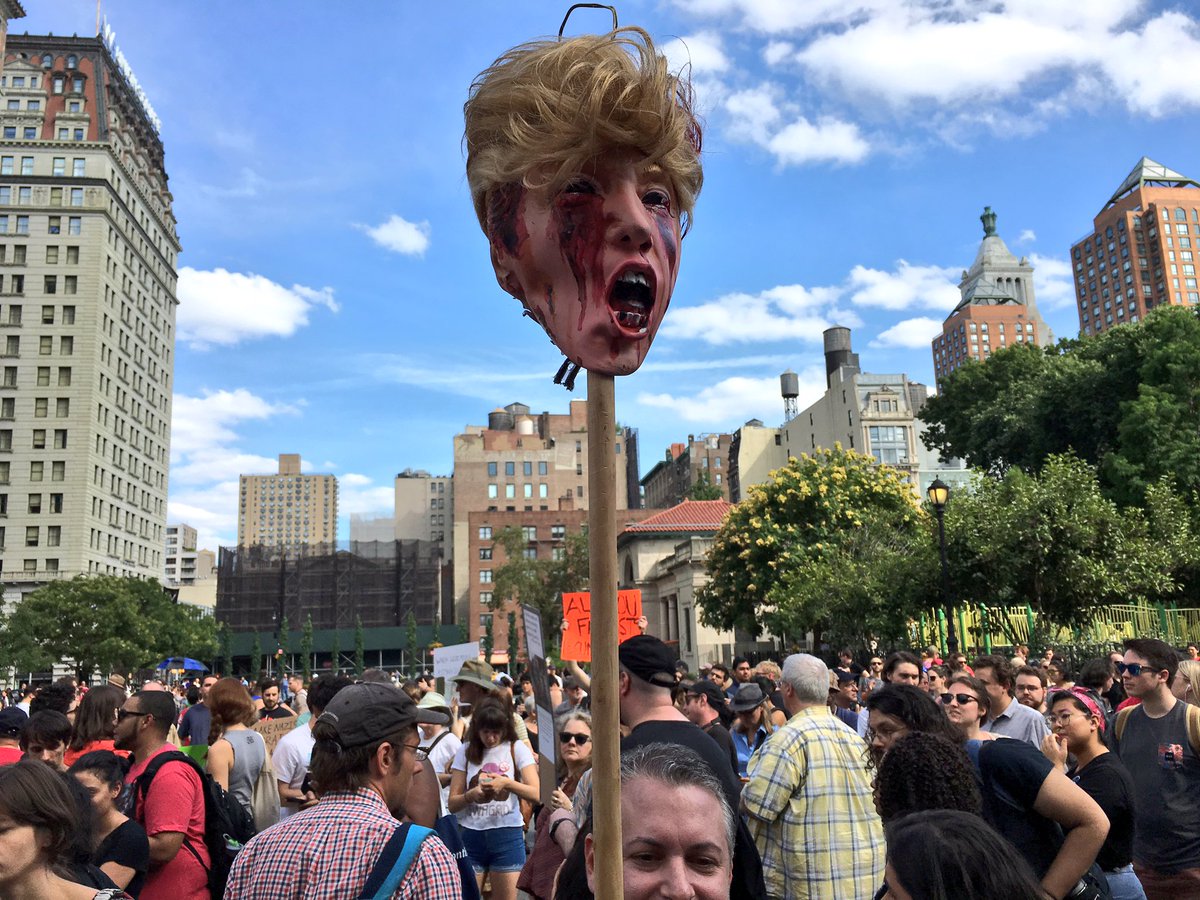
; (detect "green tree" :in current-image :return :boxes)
[688,471,724,500]
[942,454,1178,630]
[492,526,588,656]
[277,616,290,675]
[330,628,341,674]
[482,612,495,665]
[300,615,314,680]
[405,610,419,675]
[696,446,929,646]
[506,611,519,672]
[354,616,366,677]
[250,634,262,681]
[0,575,217,682]
[458,622,470,645]
[217,622,233,677]
[921,307,1200,506]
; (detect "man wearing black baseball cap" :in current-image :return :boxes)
[226,683,464,898]
[0,706,27,765]
[683,679,739,777]
[618,634,766,899]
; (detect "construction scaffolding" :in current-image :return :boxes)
[216,540,443,632]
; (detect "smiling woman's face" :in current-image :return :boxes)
[489,152,682,376]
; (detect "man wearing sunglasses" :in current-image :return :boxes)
[1109,638,1200,899]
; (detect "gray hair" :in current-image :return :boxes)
[619,743,734,860]
[782,653,829,705]
[557,708,592,732]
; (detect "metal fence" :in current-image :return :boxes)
[914,602,1200,655]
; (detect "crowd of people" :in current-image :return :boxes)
[0,635,1193,899]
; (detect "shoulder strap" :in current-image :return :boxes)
[358,823,433,899]
[1114,706,1134,743]
[426,730,451,755]
[509,741,522,786]
[137,749,198,801]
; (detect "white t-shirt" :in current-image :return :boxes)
[451,740,535,832]
[419,728,463,810]
[272,723,315,821]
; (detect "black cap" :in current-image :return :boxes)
[0,707,27,738]
[687,680,727,709]
[317,683,448,749]
[834,668,857,684]
[618,634,677,687]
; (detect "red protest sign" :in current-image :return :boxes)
[560,589,642,662]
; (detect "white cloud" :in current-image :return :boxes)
[663,32,731,75]
[359,214,431,256]
[846,260,960,311]
[871,316,943,349]
[662,288,837,345]
[1029,253,1077,310]
[767,116,869,165]
[638,367,826,424]
[338,473,396,519]
[723,84,869,166]
[1017,229,1037,244]
[168,389,303,549]
[176,267,339,349]
[762,40,794,66]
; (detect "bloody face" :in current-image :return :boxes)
[489,152,681,376]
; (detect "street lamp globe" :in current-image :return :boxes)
[927,477,950,510]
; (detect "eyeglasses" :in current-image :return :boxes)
[392,741,428,762]
[560,732,591,746]
[1116,662,1154,677]
[116,709,149,722]
[1046,713,1086,728]
[940,692,978,706]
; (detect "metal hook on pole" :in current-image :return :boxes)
[558,3,619,38]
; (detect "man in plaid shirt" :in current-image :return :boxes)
[225,682,462,899]
[742,653,885,899]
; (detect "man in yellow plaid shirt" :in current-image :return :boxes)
[742,653,885,899]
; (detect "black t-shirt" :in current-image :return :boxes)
[1069,752,1135,871]
[968,738,1060,878]
[259,706,293,720]
[94,818,149,897]
[623,719,764,900]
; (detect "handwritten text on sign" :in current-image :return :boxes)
[560,590,642,662]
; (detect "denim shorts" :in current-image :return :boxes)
[461,825,526,874]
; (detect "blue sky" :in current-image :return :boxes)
[19,1,1200,551]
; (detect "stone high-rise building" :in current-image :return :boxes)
[1072,157,1200,336]
[932,207,1052,382]
[237,454,337,550]
[451,400,634,626]
[0,32,179,599]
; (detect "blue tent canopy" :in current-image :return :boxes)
[156,657,209,671]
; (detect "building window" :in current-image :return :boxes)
[487,484,497,499]
[523,547,537,560]
[523,484,532,498]
[551,524,566,540]
[505,484,515,499]
[69,188,83,207]
[523,461,532,476]
[34,397,47,417]
[30,461,42,481]
[25,526,37,546]
[20,157,32,176]
[480,569,492,584]
[55,398,68,417]
[478,526,492,540]
[479,547,492,560]
[27,493,39,513]
[68,217,80,235]
[479,595,492,609]
[522,525,537,541]
[538,461,548,476]
[0,157,11,175]
[72,158,84,177]
[487,462,497,477]
[505,461,515,476]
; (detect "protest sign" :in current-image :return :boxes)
[433,641,480,680]
[523,604,557,803]
[254,716,297,756]
[560,590,642,662]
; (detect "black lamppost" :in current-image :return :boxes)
[926,478,958,655]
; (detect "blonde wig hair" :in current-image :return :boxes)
[464,26,703,238]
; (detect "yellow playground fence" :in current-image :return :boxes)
[913,602,1200,657]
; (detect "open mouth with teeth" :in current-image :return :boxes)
[608,267,655,336]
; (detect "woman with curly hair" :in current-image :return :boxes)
[873,732,981,823]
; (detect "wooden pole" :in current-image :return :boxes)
[586,370,623,900]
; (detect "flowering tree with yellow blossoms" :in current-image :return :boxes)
[696,445,936,648]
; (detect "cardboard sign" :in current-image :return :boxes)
[523,604,557,804]
[560,590,642,662]
[254,716,297,756]
[433,641,480,680]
